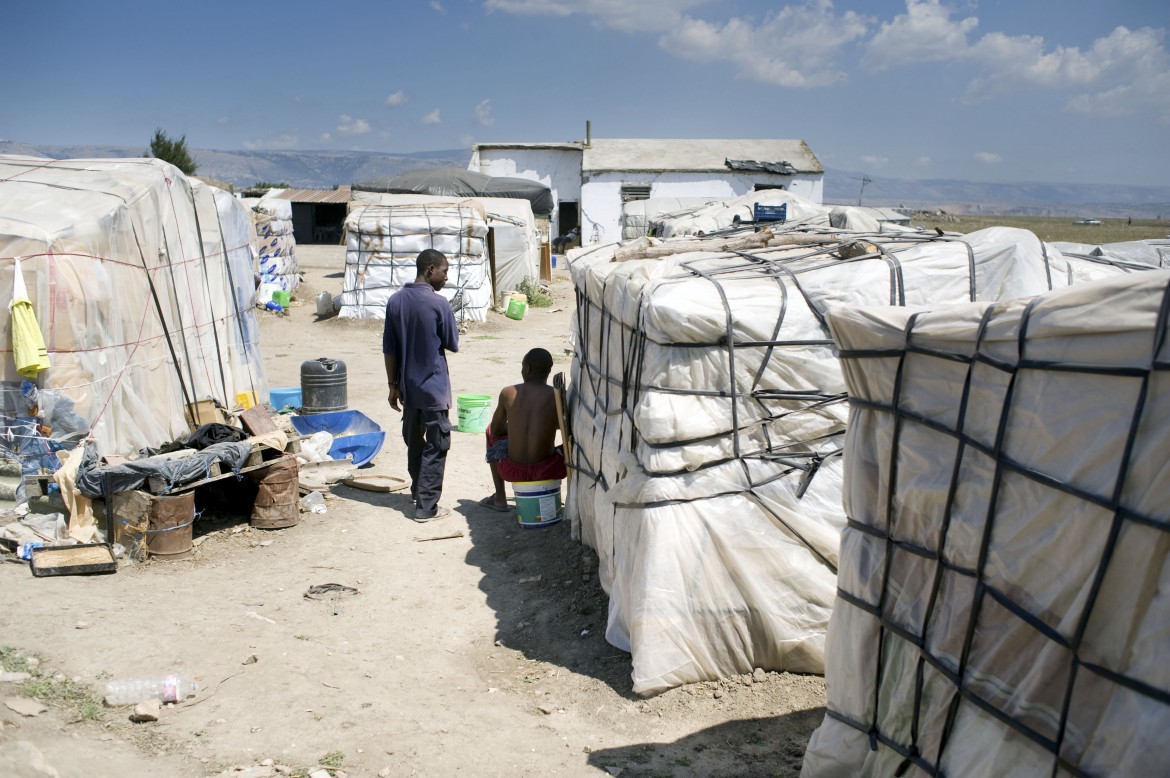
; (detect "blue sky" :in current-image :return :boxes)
[3,1,1168,186]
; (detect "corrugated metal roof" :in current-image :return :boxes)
[474,142,583,152]
[272,185,352,204]
[582,139,822,174]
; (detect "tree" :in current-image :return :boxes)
[149,128,197,175]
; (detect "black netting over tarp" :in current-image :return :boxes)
[803,270,1170,776]
[353,166,553,215]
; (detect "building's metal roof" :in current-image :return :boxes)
[583,139,822,174]
[472,139,822,175]
[271,185,352,204]
[474,142,583,152]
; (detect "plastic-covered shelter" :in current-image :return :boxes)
[354,167,553,216]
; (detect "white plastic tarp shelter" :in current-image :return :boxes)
[803,269,1170,777]
[621,197,722,240]
[248,194,299,295]
[828,206,916,233]
[565,225,1138,696]
[1051,239,1170,269]
[648,189,830,238]
[339,198,492,322]
[0,156,267,459]
[351,191,539,299]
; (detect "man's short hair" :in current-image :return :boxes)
[416,249,447,275]
[523,348,553,379]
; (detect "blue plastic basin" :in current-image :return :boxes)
[270,386,301,410]
[290,410,385,467]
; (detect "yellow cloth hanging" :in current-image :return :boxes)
[10,257,51,379]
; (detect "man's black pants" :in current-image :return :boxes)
[402,408,451,514]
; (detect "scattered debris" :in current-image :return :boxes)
[245,611,276,625]
[243,654,259,665]
[0,671,31,683]
[130,698,160,722]
[413,530,464,542]
[4,697,47,717]
[518,575,542,584]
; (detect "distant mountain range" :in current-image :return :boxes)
[3,141,1168,219]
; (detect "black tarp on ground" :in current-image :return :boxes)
[353,167,553,215]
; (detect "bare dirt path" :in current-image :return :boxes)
[0,244,825,778]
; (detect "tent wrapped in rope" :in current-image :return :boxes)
[0,155,267,460]
[353,167,554,216]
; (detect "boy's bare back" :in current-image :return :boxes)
[495,382,559,464]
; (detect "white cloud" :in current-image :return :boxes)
[430,0,446,12]
[915,156,932,166]
[337,115,371,135]
[661,2,870,88]
[864,0,977,70]
[385,91,407,107]
[861,155,889,167]
[243,134,299,150]
[484,0,707,33]
[318,132,332,143]
[863,4,1170,120]
[423,109,442,125]
[975,151,1001,164]
[474,99,494,126]
[489,0,867,87]
[217,116,231,125]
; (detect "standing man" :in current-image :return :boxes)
[384,249,459,522]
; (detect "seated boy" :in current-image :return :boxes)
[481,348,567,511]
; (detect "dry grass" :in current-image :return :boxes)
[912,214,1169,244]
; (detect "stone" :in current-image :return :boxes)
[74,621,91,630]
[130,699,160,723]
[0,671,31,683]
[537,704,556,715]
[378,769,392,777]
[243,654,259,665]
[752,667,767,683]
[308,770,332,778]
[713,689,724,699]
[259,759,274,767]
[0,740,59,778]
[4,698,47,717]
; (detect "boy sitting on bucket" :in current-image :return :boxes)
[480,348,567,512]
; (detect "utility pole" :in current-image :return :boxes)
[852,175,872,207]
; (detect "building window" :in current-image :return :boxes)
[621,184,651,202]
[754,183,785,191]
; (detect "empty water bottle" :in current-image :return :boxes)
[103,675,198,706]
[300,491,327,514]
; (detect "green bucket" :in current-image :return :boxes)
[457,394,493,433]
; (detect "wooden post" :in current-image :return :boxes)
[540,242,552,283]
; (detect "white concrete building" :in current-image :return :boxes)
[469,136,824,247]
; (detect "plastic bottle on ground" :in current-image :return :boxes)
[103,675,198,706]
[300,491,327,514]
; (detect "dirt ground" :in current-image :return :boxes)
[0,244,826,778]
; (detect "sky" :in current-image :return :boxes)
[2,0,1169,186]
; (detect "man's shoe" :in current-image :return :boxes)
[414,506,451,523]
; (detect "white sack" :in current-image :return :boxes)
[803,269,1170,777]
[566,224,1140,696]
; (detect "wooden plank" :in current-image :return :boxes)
[540,243,552,283]
[552,372,572,468]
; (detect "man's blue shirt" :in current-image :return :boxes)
[383,283,459,410]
